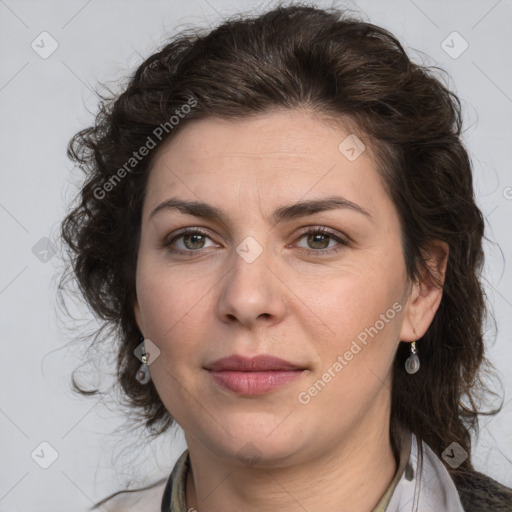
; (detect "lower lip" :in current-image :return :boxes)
[209,370,305,395]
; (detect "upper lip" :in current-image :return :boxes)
[206,354,304,372]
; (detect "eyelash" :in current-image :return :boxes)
[163,226,349,257]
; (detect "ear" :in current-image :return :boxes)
[134,297,144,335]
[399,240,449,342]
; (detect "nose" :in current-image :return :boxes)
[215,238,288,328]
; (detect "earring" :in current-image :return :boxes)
[136,335,152,384]
[405,341,420,374]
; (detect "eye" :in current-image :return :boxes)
[164,229,217,254]
[163,226,349,256]
[294,227,349,256]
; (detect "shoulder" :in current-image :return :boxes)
[100,478,168,512]
[453,470,512,512]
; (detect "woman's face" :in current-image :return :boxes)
[133,109,433,467]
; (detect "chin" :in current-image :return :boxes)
[210,421,307,468]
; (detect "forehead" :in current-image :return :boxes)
[143,110,389,222]
[150,110,372,169]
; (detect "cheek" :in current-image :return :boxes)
[136,272,214,428]
[136,261,209,363]
[299,265,401,338]
[299,278,401,420]
[137,249,203,320]
[298,267,403,382]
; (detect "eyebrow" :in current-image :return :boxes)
[148,195,373,225]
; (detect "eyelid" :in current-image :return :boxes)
[292,226,350,254]
[293,225,350,242]
[163,225,350,256]
[163,227,219,250]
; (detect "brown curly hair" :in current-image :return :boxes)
[59,1,504,504]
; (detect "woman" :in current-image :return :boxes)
[59,3,512,511]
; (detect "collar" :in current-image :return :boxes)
[160,431,465,511]
[385,433,465,511]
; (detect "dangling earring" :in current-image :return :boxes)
[136,335,152,384]
[405,341,420,374]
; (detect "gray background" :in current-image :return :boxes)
[1,0,511,510]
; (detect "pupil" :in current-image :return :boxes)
[185,234,204,249]
[309,233,328,249]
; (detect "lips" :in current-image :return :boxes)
[205,355,307,395]
[206,354,303,372]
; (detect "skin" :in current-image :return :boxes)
[133,109,449,512]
